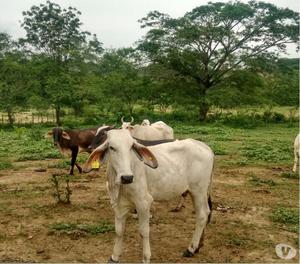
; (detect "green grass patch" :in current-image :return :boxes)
[208,142,228,155]
[0,161,14,170]
[271,207,299,233]
[49,221,114,235]
[241,140,292,163]
[271,207,299,225]
[248,175,277,186]
[280,171,299,179]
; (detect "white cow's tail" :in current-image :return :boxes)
[207,161,214,224]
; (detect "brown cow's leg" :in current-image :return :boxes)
[75,163,82,173]
[70,147,79,175]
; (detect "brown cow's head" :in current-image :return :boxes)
[88,125,115,150]
[47,127,70,146]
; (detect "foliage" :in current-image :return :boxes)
[0,1,298,125]
[0,34,28,124]
[50,173,72,204]
[21,1,103,125]
[138,1,299,120]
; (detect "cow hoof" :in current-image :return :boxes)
[195,244,203,254]
[182,249,194,257]
[82,168,93,174]
[108,256,119,263]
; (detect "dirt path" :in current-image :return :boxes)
[0,160,298,263]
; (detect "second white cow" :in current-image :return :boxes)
[84,129,214,263]
[121,118,174,140]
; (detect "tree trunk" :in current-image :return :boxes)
[198,87,209,122]
[55,105,61,126]
[7,108,14,125]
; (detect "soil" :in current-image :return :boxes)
[0,159,298,263]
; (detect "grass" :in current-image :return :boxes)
[241,140,292,163]
[0,111,298,262]
[271,207,299,234]
[271,207,299,225]
[280,171,299,179]
[49,221,114,235]
[248,174,277,186]
[0,161,14,170]
[0,126,62,163]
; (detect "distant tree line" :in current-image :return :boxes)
[0,0,298,125]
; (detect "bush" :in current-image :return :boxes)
[62,116,85,129]
[14,126,27,139]
[82,105,103,125]
[28,125,45,141]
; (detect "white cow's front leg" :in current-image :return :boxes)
[110,202,130,263]
[136,196,153,263]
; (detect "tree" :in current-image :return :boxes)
[0,33,28,125]
[98,50,145,116]
[138,1,299,121]
[21,1,102,125]
[262,58,299,106]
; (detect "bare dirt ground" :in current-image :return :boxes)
[0,157,298,263]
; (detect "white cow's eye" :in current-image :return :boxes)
[110,146,116,151]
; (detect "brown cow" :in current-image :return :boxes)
[47,126,114,175]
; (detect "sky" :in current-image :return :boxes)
[0,0,299,57]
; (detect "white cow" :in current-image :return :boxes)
[293,133,299,172]
[84,129,214,263]
[121,117,174,140]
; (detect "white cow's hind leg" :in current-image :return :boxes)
[183,190,210,257]
[292,151,298,172]
[136,196,153,263]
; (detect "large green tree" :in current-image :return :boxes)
[21,0,102,125]
[138,1,299,121]
[0,33,28,125]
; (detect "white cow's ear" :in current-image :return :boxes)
[133,143,158,169]
[83,141,108,172]
[62,131,71,140]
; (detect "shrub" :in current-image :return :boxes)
[28,126,45,141]
[63,116,85,129]
[14,126,27,139]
